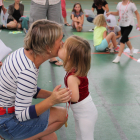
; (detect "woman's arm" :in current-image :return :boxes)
[102,4,109,12]
[8,5,15,20]
[80,14,84,25]
[67,75,80,103]
[135,10,140,28]
[116,31,121,39]
[35,85,72,116]
[71,14,79,22]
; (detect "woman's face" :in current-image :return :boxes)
[50,34,63,57]
[15,0,20,4]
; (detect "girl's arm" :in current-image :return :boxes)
[116,31,121,39]
[135,10,140,28]
[67,75,80,102]
[102,4,109,12]
[80,14,84,25]
[71,14,79,22]
[106,11,119,16]
[103,30,107,39]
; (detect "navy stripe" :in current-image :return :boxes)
[23,49,31,68]
[17,87,33,94]
[15,51,22,71]
[17,77,36,86]
[19,51,26,69]
[15,100,31,104]
[11,53,19,75]
[20,72,36,81]
[18,82,34,89]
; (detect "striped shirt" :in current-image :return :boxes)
[0,48,39,122]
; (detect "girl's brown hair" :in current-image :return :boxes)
[93,14,106,26]
[63,36,91,77]
[72,2,84,13]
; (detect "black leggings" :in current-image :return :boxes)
[120,25,133,44]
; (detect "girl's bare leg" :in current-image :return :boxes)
[105,32,117,48]
[24,107,67,140]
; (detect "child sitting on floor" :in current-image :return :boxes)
[93,14,118,52]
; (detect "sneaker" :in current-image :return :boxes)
[105,47,110,52]
[110,48,115,53]
[129,47,134,56]
[112,56,121,63]
[89,28,94,32]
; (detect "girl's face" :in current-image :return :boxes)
[58,42,67,62]
[74,4,81,12]
[51,34,63,57]
[15,0,20,4]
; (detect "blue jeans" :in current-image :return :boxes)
[0,109,50,140]
[87,17,94,23]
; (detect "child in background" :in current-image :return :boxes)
[107,0,140,63]
[71,3,84,32]
[58,36,98,140]
[93,14,118,52]
[106,15,121,45]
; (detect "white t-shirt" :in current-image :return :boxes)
[32,0,60,5]
[116,2,137,27]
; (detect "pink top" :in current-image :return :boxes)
[0,0,3,6]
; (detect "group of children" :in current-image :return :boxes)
[71,0,140,64]
[0,0,140,140]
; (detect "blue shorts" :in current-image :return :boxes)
[0,109,50,140]
[95,39,108,52]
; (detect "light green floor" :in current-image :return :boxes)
[0,0,140,140]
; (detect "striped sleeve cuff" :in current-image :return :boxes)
[29,105,38,119]
[33,87,41,99]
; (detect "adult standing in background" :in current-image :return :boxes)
[0,19,71,140]
[29,0,63,66]
[61,0,71,26]
[86,0,109,23]
[0,0,7,14]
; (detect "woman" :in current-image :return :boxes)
[85,0,109,23]
[29,0,63,66]
[0,20,72,140]
[0,0,24,30]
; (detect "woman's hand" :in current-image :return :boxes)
[85,15,89,18]
[49,85,72,105]
[13,19,17,24]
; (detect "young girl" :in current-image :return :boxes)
[107,0,140,63]
[71,3,84,32]
[58,36,98,140]
[93,14,118,52]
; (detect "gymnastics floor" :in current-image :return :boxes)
[0,0,140,139]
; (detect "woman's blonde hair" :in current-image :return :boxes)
[63,36,91,77]
[24,19,62,56]
[93,14,106,26]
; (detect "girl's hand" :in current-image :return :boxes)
[50,85,72,105]
[3,8,7,14]
[14,20,17,24]
[137,24,140,30]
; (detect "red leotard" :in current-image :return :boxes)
[64,72,89,104]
